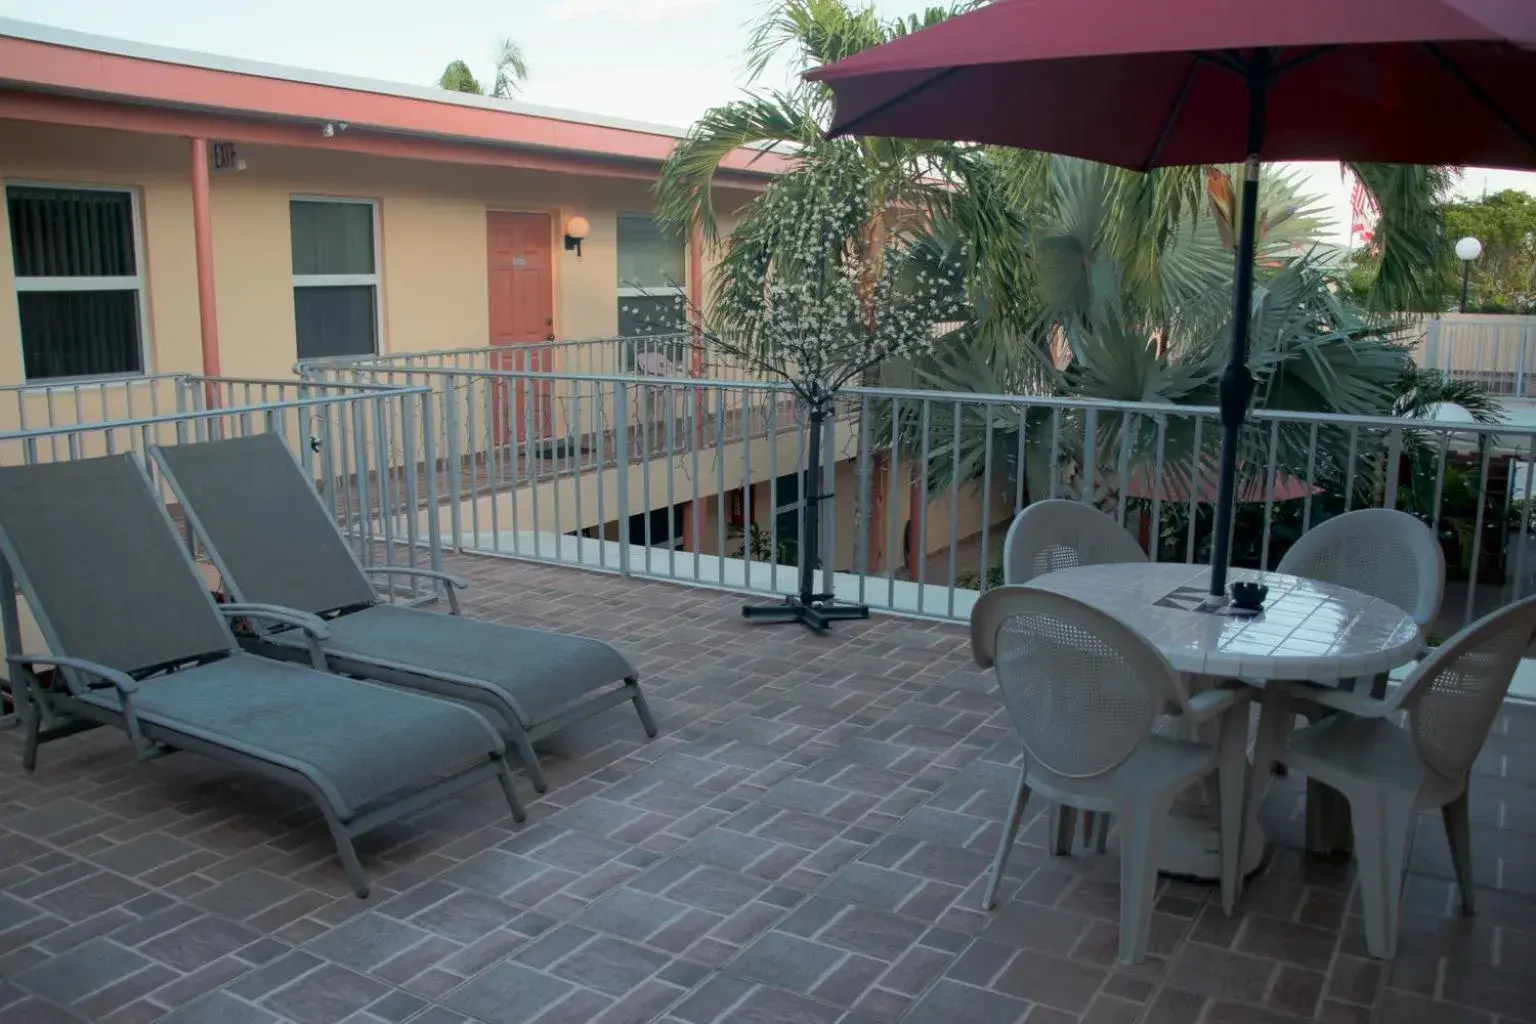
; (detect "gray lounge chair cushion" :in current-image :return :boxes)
[76,653,502,819]
[152,434,379,616]
[263,604,637,729]
[0,456,233,675]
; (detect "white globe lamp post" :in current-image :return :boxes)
[1455,236,1483,313]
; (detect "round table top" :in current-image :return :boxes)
[1026,562,1422,683]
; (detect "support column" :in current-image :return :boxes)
[688,220,705,449]
[190,138,221,401]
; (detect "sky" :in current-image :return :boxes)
[3,0,1534,245]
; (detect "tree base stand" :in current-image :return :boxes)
[741,593,870,633]
[740,395,871,634]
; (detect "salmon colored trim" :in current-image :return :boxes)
[188,137,222,396]
[0,90,775,188]
[0,36,791,176]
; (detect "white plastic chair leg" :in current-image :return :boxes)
[1050,804,1077,856]
[983,767,1032,911]
[1216,704,1248,915]
[1116,794,1172,965]
[1349,785,1417,959]
[1441,790,1476,913]
[1090,811,1110,854]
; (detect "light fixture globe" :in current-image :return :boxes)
[1455,236,1483,262]
[563,215,590,257]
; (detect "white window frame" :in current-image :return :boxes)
[7,180,152,383]
[616,211,687,301]
[289,195,384,360]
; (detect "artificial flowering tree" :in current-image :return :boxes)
[644,154,966,630]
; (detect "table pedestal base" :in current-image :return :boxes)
[1107,798,1267,881]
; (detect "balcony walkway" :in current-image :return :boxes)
[1,556,1534,1024]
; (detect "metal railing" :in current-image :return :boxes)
[300,359,1536,639]
[1419,314,1536,398]
[303,333,780,384]
[0,379,443,726]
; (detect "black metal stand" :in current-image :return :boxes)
[742,395,871,633]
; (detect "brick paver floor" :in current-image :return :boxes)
[3,556,1534,1023]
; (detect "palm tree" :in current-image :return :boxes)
[436,37,528,99]
[661,0,1462,569]
[887,158,1412,494]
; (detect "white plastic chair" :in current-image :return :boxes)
[1247,594,1536,959]
[1002,499,1147,585]
[1001,499,1148,853]
[971,587,1252,964]
[1277,507,1444,637]
[1274,508,1446,843]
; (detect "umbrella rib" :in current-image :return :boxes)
[1143,56,1205,170]
[1423,42,1536,156]
[824,67,960,140]
[1272,45,1340,76]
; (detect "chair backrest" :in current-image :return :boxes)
[1276,508,1444,630]
[0,455,235,680]
[1001,499,1147,585]
[151,434,379,616]
[1398,594,1536,784]
[636,351,680,377]
[972,586,1171,779]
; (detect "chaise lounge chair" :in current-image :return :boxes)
[0,453,525,898]
[151,433,657,792]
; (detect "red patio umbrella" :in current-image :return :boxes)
[1128,460,1322,504]
[806,0,1536,600]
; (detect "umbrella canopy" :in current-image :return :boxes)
[807,0,1536,170]
[807,0,1536,601]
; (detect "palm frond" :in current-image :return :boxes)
[490,38,529,98]
[655,94,819,241]
[1352,163,1459,312]
[435,60,482,95]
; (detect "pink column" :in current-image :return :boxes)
[190,138,222,399]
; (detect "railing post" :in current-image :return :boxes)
[615,380,631,578]
[419,390,444,577]
[1524,322,1535,399]
[444,375,463,551]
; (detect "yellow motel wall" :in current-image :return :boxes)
[0,119,729,428]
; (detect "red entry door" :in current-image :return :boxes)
[486,212,554,440]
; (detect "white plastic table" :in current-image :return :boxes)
[1025,561,1422,879]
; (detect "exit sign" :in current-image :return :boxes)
[209,142,242,172]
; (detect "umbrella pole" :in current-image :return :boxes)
[1207,51,1272,601]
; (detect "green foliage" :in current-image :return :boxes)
[1443,190,1536,313]
[436,60,483,95]
[730,522,799,566]
[436,38,528,98]
[1350,165,1459,312]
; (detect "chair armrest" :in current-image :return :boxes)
[362,566,468,614]
[218,604,331,640]
[6,653,150,756]
[1271,679,1395,719]
[1182,682,1254,724]
[218,604,330,671]
[4,653,139,695]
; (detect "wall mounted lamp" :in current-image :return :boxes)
[564,215,590,257]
